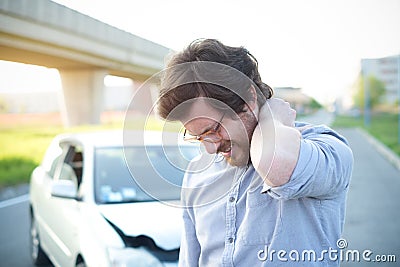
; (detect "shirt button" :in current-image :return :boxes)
[228,237,234,243]
[229,196,235,202]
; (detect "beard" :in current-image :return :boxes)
[219,110,258,167]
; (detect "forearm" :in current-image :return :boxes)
[251,118,301,187]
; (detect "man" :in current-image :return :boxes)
[157,39,353,266]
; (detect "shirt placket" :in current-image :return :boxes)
[221,167,247,267]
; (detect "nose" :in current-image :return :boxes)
[202,141,220,154]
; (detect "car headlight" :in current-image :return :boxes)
[108,247,164,267]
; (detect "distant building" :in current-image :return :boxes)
[273,87,313,114]
[103,85,135,111]
[361,55,400,104]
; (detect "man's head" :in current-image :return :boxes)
[158,39,273,120]
[157,39,273,166]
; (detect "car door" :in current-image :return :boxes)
[41,143,83,267]
[31,139,63,258]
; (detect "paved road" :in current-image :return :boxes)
[0,196,37,267]
[337,128,400,267]
[299,111,399,265]
[300,108,335,126]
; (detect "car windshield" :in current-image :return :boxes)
[94,145,199,204]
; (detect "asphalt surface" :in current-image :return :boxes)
[0,197,38,267]
[0,110,399,266]
[302,110,399,266]
[338,128,400,267]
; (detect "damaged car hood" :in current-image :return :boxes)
[98,201,182,250]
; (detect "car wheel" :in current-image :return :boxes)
[30,213,51,265]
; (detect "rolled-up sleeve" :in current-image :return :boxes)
[263,125,353,200]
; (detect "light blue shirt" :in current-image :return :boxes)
[179,123,353,266]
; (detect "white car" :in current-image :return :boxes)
[29,130,200,267]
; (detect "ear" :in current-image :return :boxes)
[247,85,258,111]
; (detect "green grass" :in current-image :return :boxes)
[333,112,400,157]
[0,115,181,188]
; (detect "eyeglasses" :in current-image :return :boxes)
[183,113,225,143]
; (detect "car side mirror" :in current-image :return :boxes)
[51,180,79,200]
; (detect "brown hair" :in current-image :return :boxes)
[157,39,273,120]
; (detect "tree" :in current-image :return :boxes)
[353,75,386,110]
[309,98,323,110]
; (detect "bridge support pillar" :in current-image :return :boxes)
[59,69,106,127]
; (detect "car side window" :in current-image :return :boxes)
[42,139,63,179]
[71,150,83,186]
[59,162,78,186]
[54,145,84,188]
[48,154,62,178]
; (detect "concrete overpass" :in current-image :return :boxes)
[0,0,171,126]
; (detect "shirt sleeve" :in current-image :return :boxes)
[262,125,353,200]
[179,168,201,267]
[178,207,201,267]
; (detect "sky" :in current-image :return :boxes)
[1,0,400,105]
